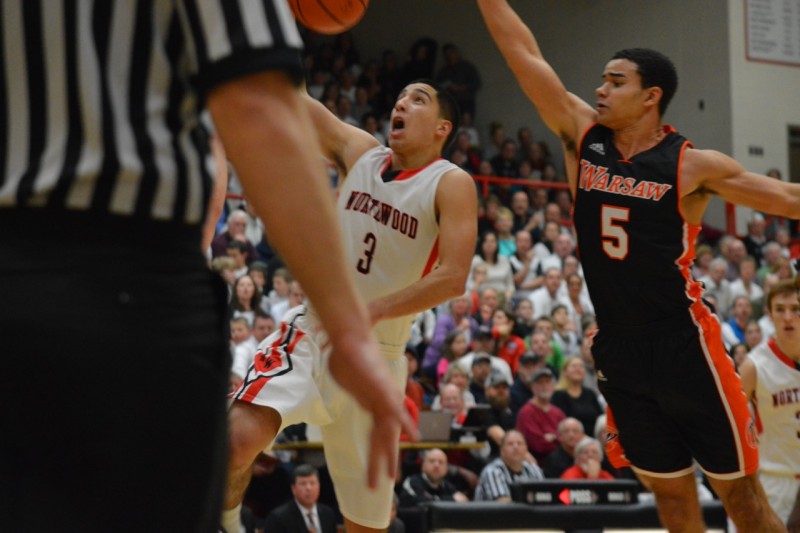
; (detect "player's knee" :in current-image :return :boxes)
[708,474,784,531]
[227,404,281,472]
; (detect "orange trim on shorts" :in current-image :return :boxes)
[604,406,632,469]
[235,323,306,403]
[689,300,759,477]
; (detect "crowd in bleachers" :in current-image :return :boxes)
[208,31,799,530]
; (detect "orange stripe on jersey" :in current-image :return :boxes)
[689,300,759,476]
[573,124,596,197]
[674,138,703,304]
[768,337,798,369]
[378,154,447,182]
[753,397,764,435]
[420,237,439,277]
[394,158,447,182]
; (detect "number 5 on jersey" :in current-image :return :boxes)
[357,232,377,274]
[601,205,630,260]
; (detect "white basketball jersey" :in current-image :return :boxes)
[337,145,456,353]
[748,338,800,475]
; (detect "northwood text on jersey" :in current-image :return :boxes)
[344,190,419,238]
[772,387,800,407]
[579,160,673,201]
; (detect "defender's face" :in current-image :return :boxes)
[595,59,650,128]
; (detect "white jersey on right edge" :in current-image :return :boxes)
[338,145,457,353]
[748,338,800,476]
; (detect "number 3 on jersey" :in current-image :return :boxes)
[601,205,630,260]
[357,232,377,274]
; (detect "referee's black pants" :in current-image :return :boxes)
[0,211,230,533]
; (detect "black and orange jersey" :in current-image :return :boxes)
[573,123,704,329]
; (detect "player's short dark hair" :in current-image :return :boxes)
[766,279,800,312]
[292,464,318,483]
[611,48,678,116]
[409,78,461,150]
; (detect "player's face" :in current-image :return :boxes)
[768,292,800,345]
[595,59,654,128]
[389,83,447,153]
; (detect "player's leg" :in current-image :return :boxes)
[593,328,707,532]
[224,401,282,509]
[321,355,407,532]
[637,472,705,533]
[673,304,784,531]
[222,401,282,533]
[223,306,331,533]
[707,474,786,533]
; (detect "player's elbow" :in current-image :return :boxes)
[440,269,469,300]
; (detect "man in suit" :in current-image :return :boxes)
[263,465,337,533]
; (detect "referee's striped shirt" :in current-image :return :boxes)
[474,457,544,501]
[1,0,303,228]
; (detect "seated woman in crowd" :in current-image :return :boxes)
[550,356,603,439]
[470,230,515,303]
[422,293,478,379]
[431,363,476,411]
[229,274,262,327]
[437,330,471,387]
[560,436,615,480]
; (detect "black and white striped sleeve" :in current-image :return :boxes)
[179,0,305,96]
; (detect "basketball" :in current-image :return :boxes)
[289,0,369,35]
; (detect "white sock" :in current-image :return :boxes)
[221,504,243,533]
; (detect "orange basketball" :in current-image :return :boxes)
[289,0,369,35]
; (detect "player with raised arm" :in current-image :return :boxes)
[477,1,800,531]
[223,79,477,533]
